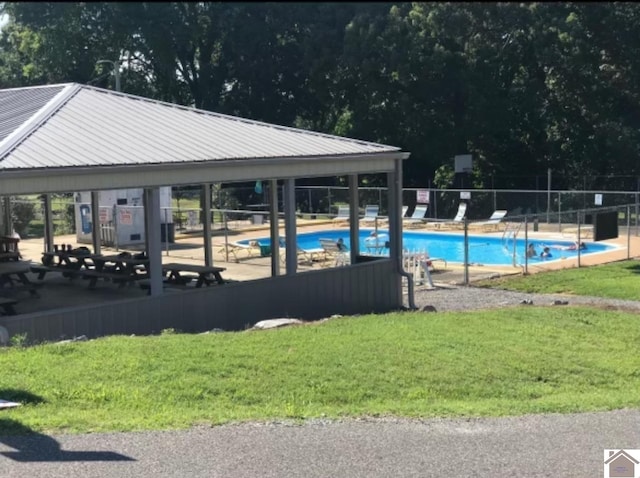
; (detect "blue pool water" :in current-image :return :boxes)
[237,229,617,266]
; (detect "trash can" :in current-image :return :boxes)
[160,223,175,243]
[252,214,263,225]
[259,245,271,257]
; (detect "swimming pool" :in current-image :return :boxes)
[237,229,617,266]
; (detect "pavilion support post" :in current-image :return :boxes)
[43,194,54,253]
[269,179,280,276]
[90,191,101,255]
[388,164,403,266]
[348,175,360,262]
[144,187,163,296]
[202,183,212,267]
[390,159,413,305]
[283,178,297,275]
[1,198,9,236]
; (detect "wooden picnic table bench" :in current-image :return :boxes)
[0,297,18,315]
[0,261,40,296]
[83,254,149,289]
[81,269,149,289]
[35,250,101,280]
[0,236,21,262]
[162,263,226,288]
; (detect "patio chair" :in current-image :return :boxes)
[216,240,261,262]
[332,205,350,227]
[359,204,380,226]
[469,210,508,232]
[278,238,325,265]
[318,238,350,266]
[435,202,467,230]
[403,204,429,229]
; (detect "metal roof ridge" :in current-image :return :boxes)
[78,83,400,151]
[0,83,82,160]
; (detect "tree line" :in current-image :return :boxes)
[1,2,639,191]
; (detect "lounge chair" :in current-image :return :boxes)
[318,238,350,266]
[216,240,261,262]
[403,204,429,228]
[469,210,508,232]
[278,238,325,265]
[401,205,409,217]
[435,202,467,229]
[359,204,380,226]
[332,205,350,227]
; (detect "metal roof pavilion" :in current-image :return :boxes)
[0,83,408,195]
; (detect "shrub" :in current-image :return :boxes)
[11,198,36,237]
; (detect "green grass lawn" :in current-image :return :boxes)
[1,306,639,434]
[475,260,640,299]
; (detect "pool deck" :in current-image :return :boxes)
[6,219,640,316]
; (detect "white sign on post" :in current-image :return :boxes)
[460,191,471,200]
[416,189,430,204]
[594,194,603,206]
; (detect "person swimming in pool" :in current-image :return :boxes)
[526,243,537,258]
[547,241,587,251]
[540,246,552,259]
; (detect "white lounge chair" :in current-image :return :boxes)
[332,205,350,227]
[403,204,429,228]
[470,210,508,232]
[216,240,262,262]
[436,202,467,229]
[318,238,350,266]
[359,204,380,226]
[278,238,325,265]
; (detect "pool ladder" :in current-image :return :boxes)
[501,222,522,266]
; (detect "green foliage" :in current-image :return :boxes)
[10,198,36,237]
[2,2,640,194]
[9,333,28,348]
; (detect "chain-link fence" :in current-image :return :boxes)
[7,187,640,237]
[5,190,639,284]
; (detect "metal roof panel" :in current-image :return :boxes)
[0,84,400,170]
[0,84,69,143]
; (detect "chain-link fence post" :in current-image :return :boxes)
[627,205,631,259]
[463,218,469,286]
[223,210,229,262]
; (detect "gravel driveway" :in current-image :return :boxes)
[412,283,640,313]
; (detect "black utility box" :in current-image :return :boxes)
[585,211,618,241]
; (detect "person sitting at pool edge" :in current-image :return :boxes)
[526,243,537,258]
[540,246,552,259]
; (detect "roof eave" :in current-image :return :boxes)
[0,151,410,195]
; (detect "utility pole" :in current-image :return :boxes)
[91,58,122,255]
[96,59,121,92]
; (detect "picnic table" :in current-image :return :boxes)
[84,254,149,289]
[0,236,21,262]
[0,260,39,297]
[162,263,226,288]
[32,250,101,279]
